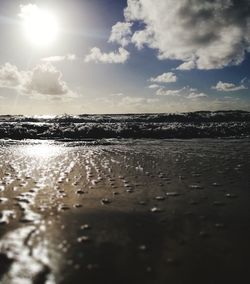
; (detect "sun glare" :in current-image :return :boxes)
[21,142,62,159]
[19,4,59,47]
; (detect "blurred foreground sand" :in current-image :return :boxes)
[0,139,250,284]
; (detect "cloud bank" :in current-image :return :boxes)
[111,0,250,70]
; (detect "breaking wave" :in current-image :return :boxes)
[0,111,250,140]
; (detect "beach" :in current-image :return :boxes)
[0,138,250,283]
[1,0,250,282]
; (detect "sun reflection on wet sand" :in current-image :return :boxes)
[19,141,63,159]
[0,141,70,284]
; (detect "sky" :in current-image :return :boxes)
[0,0,250,115]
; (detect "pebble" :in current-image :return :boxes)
[155,196,165,201]
[80,224,91,230]
[74,204,82,208]
[76,190,86,195]
[58,205,70,211]
[166,192,180,197]
[101,198,111,205]
[138,245,147,251]
[225,193,238,199]
[0,197,8,204]
[189,185,203,190]
[77,236,90,243]
[150,207,162,213]
[212,182,222,187]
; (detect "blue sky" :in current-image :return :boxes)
[0,0,249,114]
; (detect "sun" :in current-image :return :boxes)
[19,4,59,47]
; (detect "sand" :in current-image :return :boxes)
[0,138,250,284]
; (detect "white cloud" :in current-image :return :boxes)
[148,84,160,89]
[212,81,247,92]
[0,63,22,88]
[150,72,177,83]
[24,63,68,95]
[109,22,133,47]
[156,86,207,99]
[120,0,250,70]
[131,29,154,50]
[176,60,196,71]
[156,88,182,97]
[41,54,76,62]
[187,92,207,99]
[0,62,74,97]
[84,47,129,64]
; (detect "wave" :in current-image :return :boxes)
[0,111,250,140]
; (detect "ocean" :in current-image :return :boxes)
[0,110,250,140]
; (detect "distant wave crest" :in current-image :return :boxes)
[0,111,250,140]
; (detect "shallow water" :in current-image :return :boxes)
[0,139,250,283]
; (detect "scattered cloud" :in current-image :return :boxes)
[156,86,207,99]
[97,95,160,113]
[84,47,129,64]
[110,93,124,97]
[41,54,76,62]
[109,22,133,47]
[240,77,248,84]
[150,72,177,83]
[148,84,160,89]
[0,62,75,97]
[0,63,23,88]
[118,0,250,70]
[187,92,207,99]
[156,88,182,97]
[212,81,247,92]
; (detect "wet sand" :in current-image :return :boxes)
[0,139,250,283]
